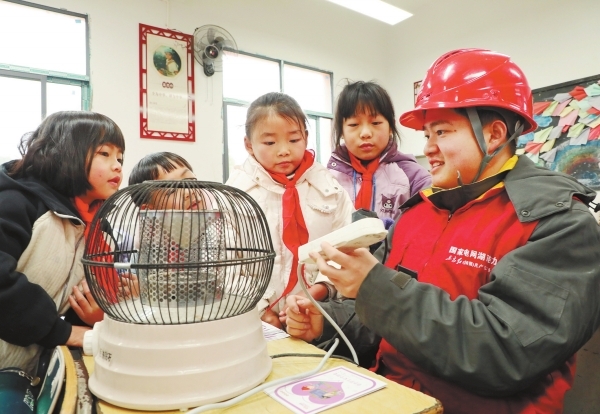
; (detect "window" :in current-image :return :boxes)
[222,51,333,182]
[0,0,89,165]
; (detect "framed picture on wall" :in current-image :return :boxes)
[414,80,422,104]
[516,75,600,189]
[139,23,195,141]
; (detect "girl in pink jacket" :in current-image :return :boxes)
[327,81,431,227]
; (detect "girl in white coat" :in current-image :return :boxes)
[226,92,353,328]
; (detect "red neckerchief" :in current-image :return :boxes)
[73,197,119,304]
[348,152,381,210]
[265,150,315,310]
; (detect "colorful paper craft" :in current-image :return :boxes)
[549,125,563,140]
[533,101,552,115]
[590,117,600,129]
[525,152,539,163]
[577,99,593,112]
[558,110,579,126]
[525,141,544,154]
[589,125,600,141]
[542,101,559,116]
[533,115,552,127]
[533,127,552,143]
[567,123,586,138]
[588,96,600,111]
[570,128,589,145]
[553,92,572,103]
[580,114,599,125]
[540,139,555,153]
[517,132,534,147]
[569,85,588,101]
[540,147,557,163]
[559,106,575,117]
[584,83,600,97]
[551,99,572,117]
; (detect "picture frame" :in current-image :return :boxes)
[139,23,195,141]
[516,74,600,189]
[414,80,422,104]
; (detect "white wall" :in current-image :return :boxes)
[29,0,392,184]
[385,0,600,157]
[21,0,600,176]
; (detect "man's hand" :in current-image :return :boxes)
[69,280,104,326]
[285,295,324,342]
[309,242,378,298]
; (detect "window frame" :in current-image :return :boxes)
[0,0,91,114]
[222,50,334,182]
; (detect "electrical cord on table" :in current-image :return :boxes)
[186,338,341,413]
[188,255,366,412]
[270,353,356,365]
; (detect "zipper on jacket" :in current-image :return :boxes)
[0,368,41,386]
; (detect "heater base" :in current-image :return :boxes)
[87,308,272,411]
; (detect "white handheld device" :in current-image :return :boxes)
[298,217,388,264]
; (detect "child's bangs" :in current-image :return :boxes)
[98,121,126,152]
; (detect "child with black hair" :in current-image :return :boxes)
[226,92,354,328]
[0,111,125,394]
[128,151,195,185]
[328,81,431,227]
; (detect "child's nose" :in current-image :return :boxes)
[277,143,291,156]
[360,124,372,138]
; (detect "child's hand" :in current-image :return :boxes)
[117,272,140,300]
[69,280,104,326]
[261,308,283,329]
[285,295,324,342]
[66,325,91,347]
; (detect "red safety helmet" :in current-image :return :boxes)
[400,48,537,134]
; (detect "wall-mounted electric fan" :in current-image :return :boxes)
[193,25,238,77]
[81,180,275,411]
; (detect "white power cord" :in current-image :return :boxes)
[188,263,358,414]
[187,263,359,413]
[186,337,340,413]
[295,264,359,365]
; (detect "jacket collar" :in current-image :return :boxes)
[1,161,81,220]
[236,156,338,198]
[401,155,597,221]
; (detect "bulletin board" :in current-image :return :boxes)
[516,74,600,189]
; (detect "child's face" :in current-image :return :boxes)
[148,164,202,210]
[157,163,196,180]
[244,114,307,176]
[150,185,203,211]
[342,111,391,161]
[83,144,123,203]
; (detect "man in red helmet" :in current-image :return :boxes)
[285,49,600,413]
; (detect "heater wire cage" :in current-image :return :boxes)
[81,180,275,324]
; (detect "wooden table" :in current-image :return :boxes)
[80,338,442,414]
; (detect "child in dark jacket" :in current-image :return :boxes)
[0,111,125,381]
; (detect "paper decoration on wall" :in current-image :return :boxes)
[517,75,600,189]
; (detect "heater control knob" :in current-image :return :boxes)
[83,329,95,356]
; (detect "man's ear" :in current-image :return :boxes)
[244,137,254,156]
[486,120,509,154]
